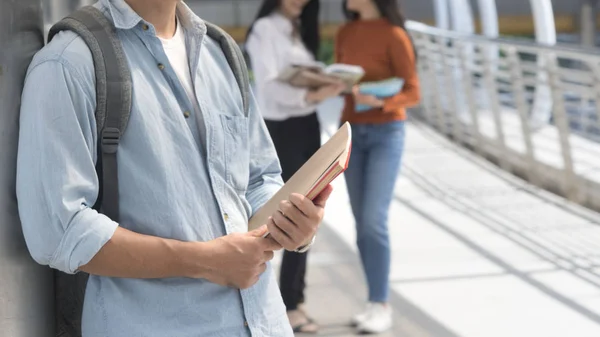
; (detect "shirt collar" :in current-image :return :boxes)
[176,1,207,37]
[101,0,142,30]
[100,0,206,37]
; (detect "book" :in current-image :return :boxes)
[355,77,405,112]
[248,122,353,231]
[277,62,365,92]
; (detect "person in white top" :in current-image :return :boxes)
[246,0,345,333]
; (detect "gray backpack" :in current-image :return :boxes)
[47,6,250,337]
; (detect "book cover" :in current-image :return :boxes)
[248,123,352,231]
[355,77,404,112]
[277,63,365,92]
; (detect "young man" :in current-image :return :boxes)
[16,0,331,336]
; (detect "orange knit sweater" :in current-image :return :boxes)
[335,19,420,124]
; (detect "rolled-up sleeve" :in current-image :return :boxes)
[16,59,118,274]
[244,90,284,215]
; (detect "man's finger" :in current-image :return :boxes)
[267,217,294,250]
[263,250,275,262]
[313,184,333,208]
[259,263,267,275]
[258,232,283,251]
[248,225,269,238]
[288,193,312,216]
[273,210,302,240]
[279,199,307,224]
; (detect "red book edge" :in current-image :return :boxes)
[306,141,353,200]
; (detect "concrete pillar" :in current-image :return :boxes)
[581,0,598,47]
[0,0,55,336]
[433,0,450,29]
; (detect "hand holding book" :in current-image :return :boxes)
[354,77,405,112]
[352,86,385,109]
[306,82,346,104]
[277,63,365,93]
[265,185,333,252]
[248,123,352,250]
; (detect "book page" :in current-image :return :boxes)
[325,63,365,75]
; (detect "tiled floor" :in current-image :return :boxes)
[287,101,600,336]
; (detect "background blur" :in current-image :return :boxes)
[6,1,600,337]
[43,0,598,64]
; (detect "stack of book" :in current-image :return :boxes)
[277,62,365,92]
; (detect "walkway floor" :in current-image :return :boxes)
[278,102,600,336]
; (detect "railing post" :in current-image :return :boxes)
[440,38,464,142]
[482,40,510,170]
[547,53,579,201]
[507,47,538,184]
[458,40,482,152]
[412,35,434,124]
[580,0,598,47]
[428,35,448,133]
[588,62,600,140]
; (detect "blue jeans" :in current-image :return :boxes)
[344,121,405,303]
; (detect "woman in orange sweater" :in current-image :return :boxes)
[336,0,420,333]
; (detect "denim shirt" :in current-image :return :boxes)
[16,1,292,336]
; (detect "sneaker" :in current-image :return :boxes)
[357,303,392,334]
[350,303,373,326]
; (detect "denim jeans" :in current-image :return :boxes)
[344,120,405,303]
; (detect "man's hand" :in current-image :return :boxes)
[267,184,334,251]
[202,226,281,289]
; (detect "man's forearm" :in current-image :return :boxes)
[80,227,208,279]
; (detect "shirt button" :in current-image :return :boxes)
[142,24,149,31]
[183,111,191,118]
[157,63,165,70]
[244,321,248,327]
[223,213,229,221]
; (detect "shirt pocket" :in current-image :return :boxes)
[220,114,250,192]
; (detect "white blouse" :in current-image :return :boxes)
[246,12,317,121]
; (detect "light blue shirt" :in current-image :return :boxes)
[16,1,292,336]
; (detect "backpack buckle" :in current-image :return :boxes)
[101,127,120,154]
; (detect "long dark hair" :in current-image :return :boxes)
[343,0,406,29]
[246,0,321,59]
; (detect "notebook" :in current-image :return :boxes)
[248,122,353,231]
[277,62,365,92]
[355,77,405,112]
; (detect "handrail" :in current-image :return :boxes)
[406,20,600,212]
[406,20,600,61]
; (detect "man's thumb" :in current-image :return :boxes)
[313,184,334,208]
[248,225,269,238]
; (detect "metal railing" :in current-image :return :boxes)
[406,21,600,211]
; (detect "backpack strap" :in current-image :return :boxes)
[49,5,132,222]
[48,6,131,337]
[204,22,250,117]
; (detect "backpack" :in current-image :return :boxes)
[47,6,250,336]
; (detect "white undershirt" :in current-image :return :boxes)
[159,18,198,109]
[159,18,206,149]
